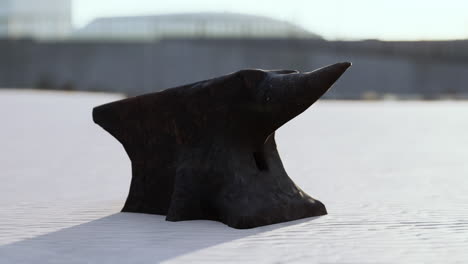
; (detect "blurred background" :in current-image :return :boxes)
[1,0,468,99]
[3,2,468,262]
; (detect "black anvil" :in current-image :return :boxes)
[93,62,351,229]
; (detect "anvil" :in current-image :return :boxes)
[93,62,351,229]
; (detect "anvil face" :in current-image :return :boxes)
[93,62,351,229]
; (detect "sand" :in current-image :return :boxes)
[1,90,467,263]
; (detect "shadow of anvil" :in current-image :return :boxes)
[93,62,351,229]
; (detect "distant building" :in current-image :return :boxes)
[0,0,72,39]
[75,13,320,40]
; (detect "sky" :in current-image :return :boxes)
[73,0,468,41]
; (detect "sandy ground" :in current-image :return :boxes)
[1,89,468,263]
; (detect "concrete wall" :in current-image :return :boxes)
[1,38,468,99]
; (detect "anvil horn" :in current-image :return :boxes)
[256,62,352,132]
[302,62,352,100]
[93,62,351,229]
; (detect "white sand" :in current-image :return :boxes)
[1,90,468,263]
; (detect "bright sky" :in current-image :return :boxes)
[73,0,468,41]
